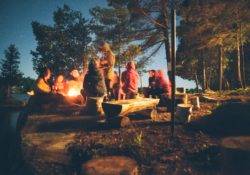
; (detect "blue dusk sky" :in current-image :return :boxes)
[0,0,196,88]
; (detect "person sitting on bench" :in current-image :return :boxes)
[121,61,139,99]
[155,70,172,107]
[148,69,158,98]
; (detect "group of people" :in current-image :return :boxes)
[32,42,140,106]
[35,68,83,96]
[32,41,172,108]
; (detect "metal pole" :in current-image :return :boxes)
[170,1,176,137]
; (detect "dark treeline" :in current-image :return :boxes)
[177,0,250,91]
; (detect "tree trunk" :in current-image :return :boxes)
[139,74,143,89]
[207,69,212,90]
[164,30,171,78]
[195,73,199,93]
[240,24,246,89]
[201,52,206,92]
[236,31,243,88]
[219,45,224,91]
[161,0,171,78]
[241,45,246,89]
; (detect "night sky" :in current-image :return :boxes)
[0,0,195,88]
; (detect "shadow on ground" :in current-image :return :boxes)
[188,101,250,137]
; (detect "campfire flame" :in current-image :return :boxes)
[67,88,81,97]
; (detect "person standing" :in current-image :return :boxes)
[99,42,116,98]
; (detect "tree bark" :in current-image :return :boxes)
[161,0,171,78]
[236,31,243,88]
[219,45,224,91]
[164,30,171,77]
[240,24,246,89]
[201,51,206,92]
[195,73,199,93]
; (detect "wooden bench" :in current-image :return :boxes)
[102,98,159,118]
[102,98,159,127]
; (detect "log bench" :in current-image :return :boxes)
[102,98,159,117]
[102,98,159,127]
[22,114,99,133]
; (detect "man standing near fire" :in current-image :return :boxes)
[99,42,116,99]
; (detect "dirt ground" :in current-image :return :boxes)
[65,102,221,175]
[22,91,250,175]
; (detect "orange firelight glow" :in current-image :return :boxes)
[67,88,81,97]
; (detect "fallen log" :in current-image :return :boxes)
[22,114,98,133]
[107,116,131,128]
[102,98,159,117]
[221,136,250,175]
[200,95,221,103]
[81,156,138,175]
[130,108,170,122]
[131,109,158,119]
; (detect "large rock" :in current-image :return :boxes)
[221,136,250,175]
[81,156,138,175]
[22,132,76,165]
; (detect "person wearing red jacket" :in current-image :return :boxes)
[156,70,172,98]
[121,61,139,99]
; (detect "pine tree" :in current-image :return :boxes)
[0,44,22,99]
[177,0,250,90]
[31,5,91,76]
[91,0,178,76]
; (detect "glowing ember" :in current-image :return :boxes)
[67,88,81,97]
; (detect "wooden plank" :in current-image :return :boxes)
[102,98,159,117]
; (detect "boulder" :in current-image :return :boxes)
[81,156,138,175]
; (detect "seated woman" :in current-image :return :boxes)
[29,68,65,111]
[34,67,52,94]
[66,69,85,105]
[53,74,68,96]
[121,61,139,99]
[67,69,83,92]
